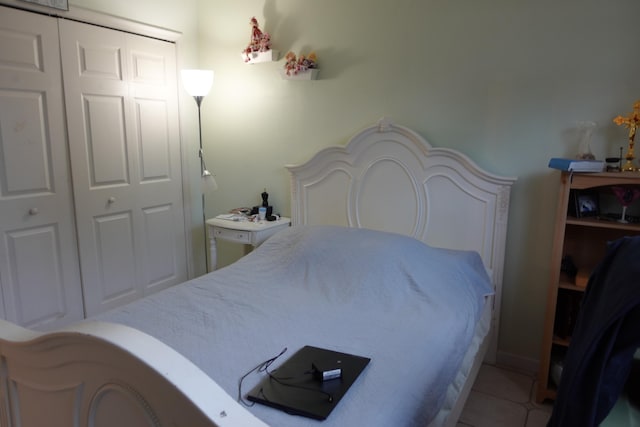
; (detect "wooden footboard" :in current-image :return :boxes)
[0,319,267,427]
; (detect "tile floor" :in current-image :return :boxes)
[458,364,553,427]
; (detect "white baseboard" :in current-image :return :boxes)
[496,350,540,376]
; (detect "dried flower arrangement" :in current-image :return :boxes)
[243,17,272,62]
[284,51,318,76]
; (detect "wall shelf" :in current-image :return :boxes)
[243,49,279,64]
[279,69,319,80]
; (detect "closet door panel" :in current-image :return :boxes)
[5,226,68,326]
[136,98,171,181]
[0,7,84,329]
[0,91,52,194]
[59,20,187,316]
[84,94,129,185]
[92,212,137,302]
[79,43,123,80]
[142,204,179,289]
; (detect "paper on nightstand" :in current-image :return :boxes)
[216,214,247,221]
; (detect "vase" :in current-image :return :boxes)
[612,186,640,222]
[622,125,637,172]
[576,121,596,160]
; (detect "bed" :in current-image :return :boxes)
[0,118,516,426]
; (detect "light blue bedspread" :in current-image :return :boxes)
[95,225,493,426]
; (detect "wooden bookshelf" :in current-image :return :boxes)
[536,172,640,403]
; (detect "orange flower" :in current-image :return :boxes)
[614,115,627,126]
[613,99,640,129]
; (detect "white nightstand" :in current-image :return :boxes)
[205,216,291,270]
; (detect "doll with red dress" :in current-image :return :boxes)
[243,17,272,62]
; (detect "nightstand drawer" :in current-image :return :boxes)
[213,227,251,244]
[206,217,291,271]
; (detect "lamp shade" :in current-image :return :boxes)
[181,69,214,97]
[202,170,218,192]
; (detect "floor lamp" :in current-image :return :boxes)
[181,69,217,273]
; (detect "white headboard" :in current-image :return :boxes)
[286,118,516,361]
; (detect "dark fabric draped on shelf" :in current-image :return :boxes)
[548,236,640,427]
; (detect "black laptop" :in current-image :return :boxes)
[247,345,370,420]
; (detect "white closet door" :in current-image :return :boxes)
[59,20,188,316]
[0,7,84,329]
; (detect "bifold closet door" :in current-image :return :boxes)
[0,7,84,329]
[59,20,188,316]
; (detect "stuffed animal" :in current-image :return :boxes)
[243,17,273,62]
[284,51,298,75]
[307,52,318,66]
[283,51,318,75]
[259,33,271,52]
[249,17,263,46]
[284,51,318,76]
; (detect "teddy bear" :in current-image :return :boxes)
[284,51,298,75]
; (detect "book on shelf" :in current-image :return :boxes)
[548,158,605,172]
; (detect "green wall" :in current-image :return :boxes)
[70,0,640,364]
[197,0,640,364]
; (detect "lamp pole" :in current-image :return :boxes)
[181,69,215,274]
[194,95,206,175]
[195,95,208,272]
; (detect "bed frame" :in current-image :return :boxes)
[287,117,516,363]
[287,118,516,425]
[0,118,515,426]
